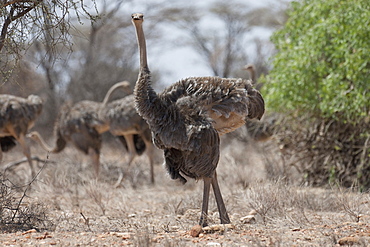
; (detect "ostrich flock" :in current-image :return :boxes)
[0,13,265,227]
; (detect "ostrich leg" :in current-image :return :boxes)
[200,177,212,227]
[143,138,155,184]
[124,134,136,167]
[115,134,136,187]
[211,171,230,224]
[18,134,35,178]
[88,147,100,178]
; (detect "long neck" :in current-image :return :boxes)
[29,131,65,153]
[247,66,256,83]
[133,19,161,122]
[99,81,130,121]
[102,82,130,107]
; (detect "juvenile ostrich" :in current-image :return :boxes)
[28,82,131,177]
[244,64,256,83]
[101,92,156,184]
[132,13,265,226]
[244,64,264,91]
[243,64,275,141]
[0,94,43,178]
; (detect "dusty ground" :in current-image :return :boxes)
[1,135,370,246]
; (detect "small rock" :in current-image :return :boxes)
[338,236,360,246]
[206,242,221,246]
[35,232,52,240]
[240,215,256,224]
[22,229,37,235]
[248,209,257,216]
[109,232,131,239]
[170,225,179,231]
[202,224,235,233]
[189,225,203,237]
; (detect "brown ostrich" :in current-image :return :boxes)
[100,92,156,184]
[98,81,156,185]
[27,82,131,177]
[243,64,275,141]
[27,101,108,177]
[0,94,43,178]
[244,64,264,91]
[244,64,256,83]
[131,13,265,226]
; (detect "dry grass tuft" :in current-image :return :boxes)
[333,186,370,222]
[0,173,53,232]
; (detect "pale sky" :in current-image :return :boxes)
[98,0,287,87]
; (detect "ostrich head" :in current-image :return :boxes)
[26,131,38,140]
[243,64,255,72]
[116,81,132,94]
[131,13,144,22]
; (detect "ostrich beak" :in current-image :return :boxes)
[131,13,144,21]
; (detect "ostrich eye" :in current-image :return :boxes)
[131,13,144,20]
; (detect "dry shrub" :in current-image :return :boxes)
[275,115,370,189]
[246,181,287,224]
[85,180,109,215]
[0,174,52,232]
[244,180,370,228]
[333,186,370,222]
[245,180,325,225]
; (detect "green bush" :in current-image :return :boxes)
[262,0,370,188]
[264,0,370,124]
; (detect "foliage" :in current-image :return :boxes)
[262,0,370,188]
[263,0,370,124]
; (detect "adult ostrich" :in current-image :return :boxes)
[27,81,131,177]
[100,82,156,185]
[132,13,265,227]
[0,94,43,178]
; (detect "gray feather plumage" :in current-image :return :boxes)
[135,75,265,183]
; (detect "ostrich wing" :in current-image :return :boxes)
[103,95,145,135]
[163,119,220,183]
[160,76,262,136]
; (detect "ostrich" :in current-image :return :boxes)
[244,64,263,91]
[243,64,274,141]
[0,94,43,178]
[101,93,156,184]
[27,101,107,177]
[98,80,156,184]
[131,13,265,226]
[27,81,131,177]
[243,64,256,83]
